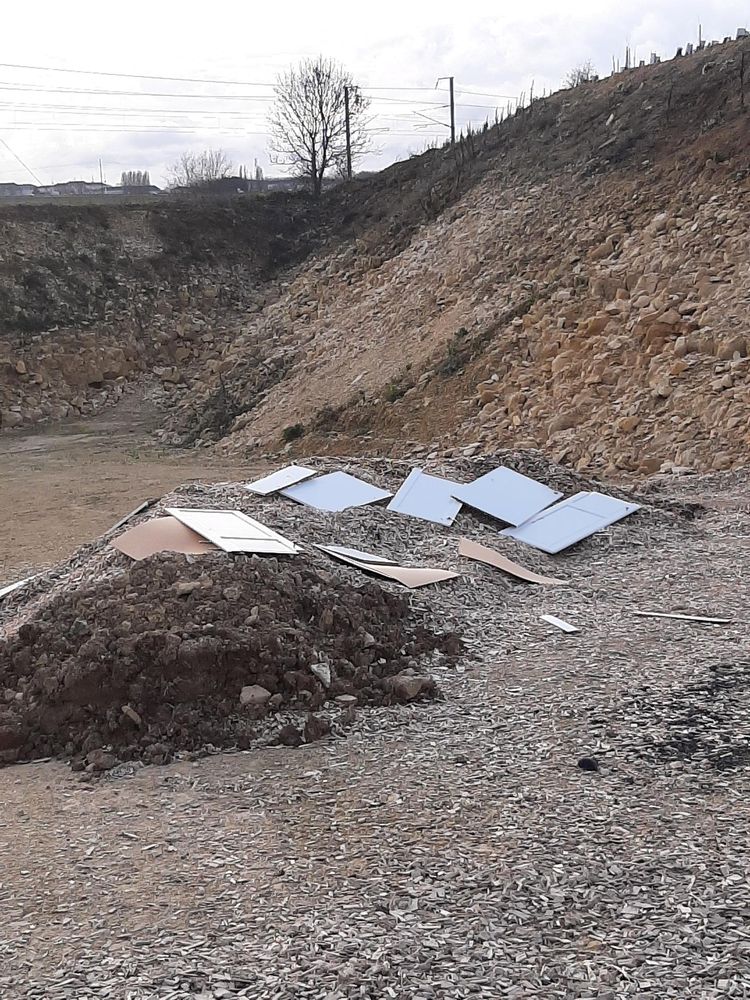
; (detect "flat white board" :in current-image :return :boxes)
[0,576,36,600]
[387,469,463,526]
[317,544,396,565]
[244,465,316,496]
[280,471,392,512]
[541,614,580,633]
[166,508,299,555]
[502,491,640,553]
[453,467,562,527]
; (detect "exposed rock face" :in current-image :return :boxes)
[0,197,318,430]
[156,39,750,475]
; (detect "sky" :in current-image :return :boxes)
[0,0,747,187]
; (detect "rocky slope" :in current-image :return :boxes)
[161,36,750,476]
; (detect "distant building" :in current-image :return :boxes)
[0,182,36,197]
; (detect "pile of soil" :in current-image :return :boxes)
[0,550,458,769]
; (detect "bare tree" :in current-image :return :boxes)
[167,148,233,188]
[269,57,370,196]
[564,60,596,88]
[121,169,151,187]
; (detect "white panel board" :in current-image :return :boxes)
[453,467,562,526]
[541,614,580,633]
[317,544,396,564]
[245,465,316,496]
[280,471,392,512]
[166,508,299,554]
[0,576,36,600]
[387,469,463,526]
[502,491,640,553]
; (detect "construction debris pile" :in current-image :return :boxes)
[0,451,695,772]
[0,546,455,769]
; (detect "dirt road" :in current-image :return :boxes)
[0,389,256,584]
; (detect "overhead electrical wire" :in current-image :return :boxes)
[0,60,514,182]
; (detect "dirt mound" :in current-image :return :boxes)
[0,546,457,769]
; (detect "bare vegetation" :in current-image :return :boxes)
[269,57,370,195]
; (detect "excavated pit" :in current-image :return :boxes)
[0,548,459,769]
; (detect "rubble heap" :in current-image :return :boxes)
[0,547,456,769]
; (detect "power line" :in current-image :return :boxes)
[0,61,280,88]
[456,86,518,100]
[0,135,42,183]
[0,61,448,94]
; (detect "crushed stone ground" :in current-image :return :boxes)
[1,456,749,997]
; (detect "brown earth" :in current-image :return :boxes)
[0,388,252,583]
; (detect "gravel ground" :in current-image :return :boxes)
[1,454,749,998]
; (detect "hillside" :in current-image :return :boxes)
[159,37,750,476]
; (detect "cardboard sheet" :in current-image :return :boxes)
[318,546,459,589]
[112,516,218,560]
[458,538,567,585]
[245,465,316,495]
[166,508,299,555]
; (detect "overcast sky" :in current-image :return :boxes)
[0,0,747,186]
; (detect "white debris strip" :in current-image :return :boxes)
[244,465,317,496]
[2,454,750,999]
[541,613,580,633]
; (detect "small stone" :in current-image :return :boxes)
[86,749,118,772]
[309,662,331,688]
[240,685,272,707]
[335,694,358,706]
[303,714,331,744]
[277,724,303,747]
[121,704,142,727]
[386,671,433,702]
[577,757,600,772]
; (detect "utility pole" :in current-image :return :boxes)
[344,85,352,180]
[435,76,456,143]
[449,76,455,143]
[99,157,103,187]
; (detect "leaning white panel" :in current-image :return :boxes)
[317,544,396,564]
[501,491,640,553]
[280,471,392,512]
[0,576,36,600]
[453,467,562,526]
[166,508,299,554]
[387,468,463,526]
[245,465,316,496]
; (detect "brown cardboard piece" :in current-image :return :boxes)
[458,537,567,585]
[112,516,218,561]
[318,546,459,589]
